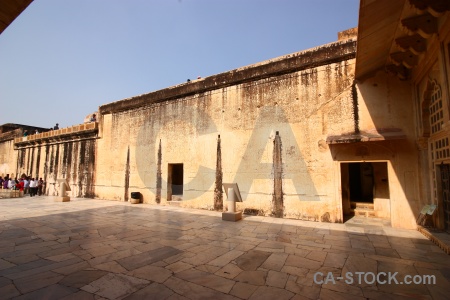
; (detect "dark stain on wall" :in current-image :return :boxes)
[301,70,310,86]
[214,134,223,211]
[26,149,30,176]
[156,139,162,204]
[29,147,35,177]
[62,143,69,178]
[300,69,318,87]
[352,80,359,134]
[16,149,25,174]
[77,141,86,197]
[49,145,54,174]
[84,140,95,198]
[325,65,332,97]
[61,142,74,183]
[244,208,265,216]
[66,142,73,183]
[21,149,25,168]
[124,146,130,201]
[53,144,60,181]
[35,146,41,178]
[321,212,331,222]
[43,144,49,194]
[272,131,284,218]
[71,142,79,188]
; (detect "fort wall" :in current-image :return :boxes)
[95,39,357,222]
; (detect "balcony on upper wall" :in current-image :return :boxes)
[14,122,98,147]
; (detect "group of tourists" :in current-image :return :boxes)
[0,174,45,196]
[22,118,97,137]
[23,123,60,137]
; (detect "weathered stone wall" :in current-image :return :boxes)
[96,39,357,222]
[330,70,419,229]
[0,34,424,228]
[13,125,97,197]
[0,32,427,228]
[411,15,450,230]
[0,130,18,179]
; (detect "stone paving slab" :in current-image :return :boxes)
[0,196,449,299]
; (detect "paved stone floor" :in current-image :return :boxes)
[0,197,449,300]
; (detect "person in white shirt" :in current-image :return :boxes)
[8,179,15,189]
[33,178,39,195]
[29,178,37,196]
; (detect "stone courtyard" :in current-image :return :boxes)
[0,197,449,300]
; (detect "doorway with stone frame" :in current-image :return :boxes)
[167,163,183,201]
[341,161,391,221]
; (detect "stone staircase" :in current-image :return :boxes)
[351,202,376,218]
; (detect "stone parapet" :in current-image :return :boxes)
[0,129,21,142]
[14,122,98,146]
[338,27,358,41]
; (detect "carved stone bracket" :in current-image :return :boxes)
[385,64,409,80]
[395,34,427,55]
[401,13,437,38]
[409,0,450,18]
[390,51,418,69]
[384,1,449,80]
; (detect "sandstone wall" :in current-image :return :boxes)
[331,70,419,229]
[13,125,97,197]
[0,36,424,228]
[0,130,18,179]
[96,40,357,223]
[0,36,426,228]
[410,17,450,230]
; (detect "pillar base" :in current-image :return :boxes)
[55,196,70,202]
[222,211,242,222]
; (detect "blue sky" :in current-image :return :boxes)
[0,0,359,129]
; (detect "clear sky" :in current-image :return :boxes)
[0,0,359,129]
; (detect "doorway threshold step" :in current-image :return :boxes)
[351,202,374,210]
[351,208,376,218]
[351,202,375,217]
[352,210,376,218]
[168,201,182,207]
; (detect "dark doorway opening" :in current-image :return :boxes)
[341,162,390,221]
[168,163,183,201]
[349,162,374,203]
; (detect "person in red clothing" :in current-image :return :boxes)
[17,179,24,191]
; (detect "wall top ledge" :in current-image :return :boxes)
[100,39,357,115]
